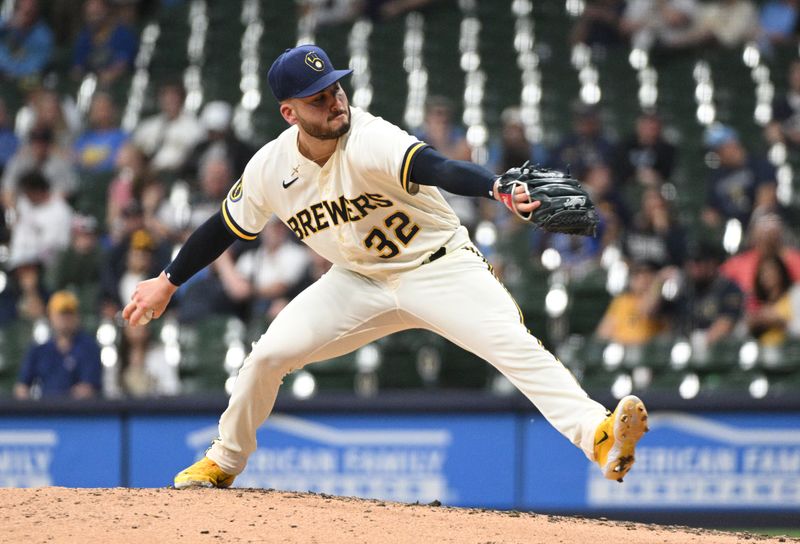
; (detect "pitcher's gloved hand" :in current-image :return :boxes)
[495,163,599,236]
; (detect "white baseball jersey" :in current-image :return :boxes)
[222,106,466,277]
[204,106,609,482]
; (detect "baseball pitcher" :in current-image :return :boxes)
[123,45,647,490]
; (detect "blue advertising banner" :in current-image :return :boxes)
[129,413,517,508]
[523,412,800,511]
[0,417,121,487]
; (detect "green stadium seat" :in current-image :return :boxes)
[0,321,34,396]
[566,270,610,337]
[689,337,741,373]
[177,316,233,391]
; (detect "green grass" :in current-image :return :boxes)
[727,528,800,538]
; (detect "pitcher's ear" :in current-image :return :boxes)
[280,102,297,125]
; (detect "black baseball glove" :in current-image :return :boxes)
[495,162,599,236]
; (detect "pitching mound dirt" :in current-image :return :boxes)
[1,487,795,543]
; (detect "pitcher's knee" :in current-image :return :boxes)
[244,351,303,378]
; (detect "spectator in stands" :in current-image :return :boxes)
[73,92,128,173]
[12,261,47,321]
[133,81,204,173]
[0,97,19,177]
[570,0,627,46]
[45,215,103,305]
[416,95,470,161]
[766,60,800,148]
[284,252,333,302]
[299,0,363,28]
[365,0,439,21]
[72,0,138,85]
[623,188,686,267]
[101,206,170,316]
[8,170,73,269]
[596,260,668,345]
[489,106,548,174]
[665,240,744,345]
[2,126,77,207]
[106,143,150,236]
[106,144,165,246]
[154,157,233,241]
[182,101,254,182]
[583,162,630,230]
[747,254,796,346]
[119,322,179,397]
[790,280,800,338]
[682,0,759,49]
[217,219,310,321]
[757,0,799,54]
[415,96,477,230]
[15,88,81,150]
[620,0,699,51]
[0,0,53,85]
[701,123,778,229]
[549,102,614,180]
[721,213,800,312]
[613,110,676,187]
[116,228,157,308]
[14,290,102,400]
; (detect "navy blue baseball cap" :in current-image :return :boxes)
[268,45,352,102]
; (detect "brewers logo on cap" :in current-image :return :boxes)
[305,52,325,72]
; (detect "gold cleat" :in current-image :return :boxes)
[173,457,236,489]
[594,395,649,482]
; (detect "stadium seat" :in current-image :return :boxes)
[0,321,34,395]
[177,316,233,390]
[690,337,741,373]
[566,269,610,337]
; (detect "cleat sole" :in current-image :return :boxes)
[601,396,648,481]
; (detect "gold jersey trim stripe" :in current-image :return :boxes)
[221,201,258,241]
[463,246,525,325]
[400,142,428,193]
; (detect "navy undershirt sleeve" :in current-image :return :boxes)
[163,210,238,286]
[409,146,496,199]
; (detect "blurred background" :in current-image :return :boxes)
[0,0,798,534]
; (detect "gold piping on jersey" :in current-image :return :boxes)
[463,245,525,325]
[462,246,579,383]
[400,142,428,193]
[221,201,258,241]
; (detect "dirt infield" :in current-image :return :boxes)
[1,487,795,543]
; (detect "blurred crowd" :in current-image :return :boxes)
[1,0,799,400]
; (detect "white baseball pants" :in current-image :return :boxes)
[208,241,608,474]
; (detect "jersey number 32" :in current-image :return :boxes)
[363,211,420,259]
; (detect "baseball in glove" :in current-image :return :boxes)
[495,162,599,236]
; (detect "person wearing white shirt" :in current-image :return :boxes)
[9,170,72,268]
[220,219,310,320]
[133,82,204,173]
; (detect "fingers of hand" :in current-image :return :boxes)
[128,306,145,327]
[122,300,137,321]
[125,288,148,326]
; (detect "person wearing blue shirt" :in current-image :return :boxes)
[549,102,615,179]
[702,124,779,228]
[758,0,799,54]
[14,290,102,399]
[0,0,53,81]
[73,92,128,173]
[0,98,19,176]
[72,0,138,85]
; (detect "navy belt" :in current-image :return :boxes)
[424,246,447,264]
